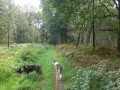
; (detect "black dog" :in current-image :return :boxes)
[17,65,43,77]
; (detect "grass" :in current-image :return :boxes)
[0,44,76,90]
[1,44,120,89]
[54,51,78,88]
[57,44,120,90]
[0,44,55,90]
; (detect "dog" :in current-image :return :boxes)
[52,60,63,81]
[52,60,59,67]
[17,65,43,78]
[56,64,63,80]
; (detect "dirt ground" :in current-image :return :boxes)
[57,80,64,90]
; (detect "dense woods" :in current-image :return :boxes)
[1,0,120,89]
[41,0,120,50]
[1,0,120,52]
[0,0,42,46]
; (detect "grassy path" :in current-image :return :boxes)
[0,44,76,90]
[0,49,56,90]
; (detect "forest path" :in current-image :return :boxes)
[0,48,55,89]
[53,54,64,90]
[0,45,66,90]
[57,80,64,90]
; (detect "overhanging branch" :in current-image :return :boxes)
[99,0,116,15]
[113,0,119,9]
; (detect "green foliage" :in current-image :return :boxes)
[0,47,19,82]
[67,69,120,90]
[0,59,16,82]
[0,44,55,89]
[90,46,116,58]
[20,49,36,62]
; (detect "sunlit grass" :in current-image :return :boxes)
[0,44,55,90]
[0,44,78,89]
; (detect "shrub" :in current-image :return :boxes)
[67,68,120,90]
[20,49,35,62]
[0,58,18,82]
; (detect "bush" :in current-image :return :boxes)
[0,44,46,82]
[19,44,46,62]
[0,58,18,82]
[20,49,35,62]
[67,68,120,90]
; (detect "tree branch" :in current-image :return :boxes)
[113,0,119,9]
[99,0,116,15]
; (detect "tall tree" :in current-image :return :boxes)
[92,0,95,48]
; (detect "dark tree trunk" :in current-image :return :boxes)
[76,32,80,47]
[117,0,120,52]
[46,32,47,42]
[64,29,67,43]
[86,29,92,45]
[61,29,64,44]
[43,32,45,42]
[93,0,95,48]
[81,32,84,44]
[41,33,43,43]
[76,20,85,47]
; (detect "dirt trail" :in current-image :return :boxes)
[57,80,64,90]
[53,54,64,90]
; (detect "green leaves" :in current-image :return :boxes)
[67,69,120,90]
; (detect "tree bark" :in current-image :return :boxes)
[86,29,92,45]
[117,0,120,52]
[81,32,84,44]
[76,32,80,47]
[61,29,64,44]
[93,0,95,48]
[8,13,10,48]
[46,32,47,42]
[41,33,43,43]
[76,22,85,47]
[64,29,67,43]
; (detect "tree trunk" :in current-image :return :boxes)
[13,29,16,43]
[81,32,84,44]
[93,0,95,48]
[22,30,24,43]
[86,29,92,45]
[8,13,10,48]
[41,33,43,43]
[117,0,120,52]
[46,32,47,42]
[43,32,44,42]
[61,29,64,44]
[64,29,67,43]
[76,32,80,47]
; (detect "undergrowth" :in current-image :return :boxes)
[57,44,120,90]
[0,44,55,90]
[67,69,120,90]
